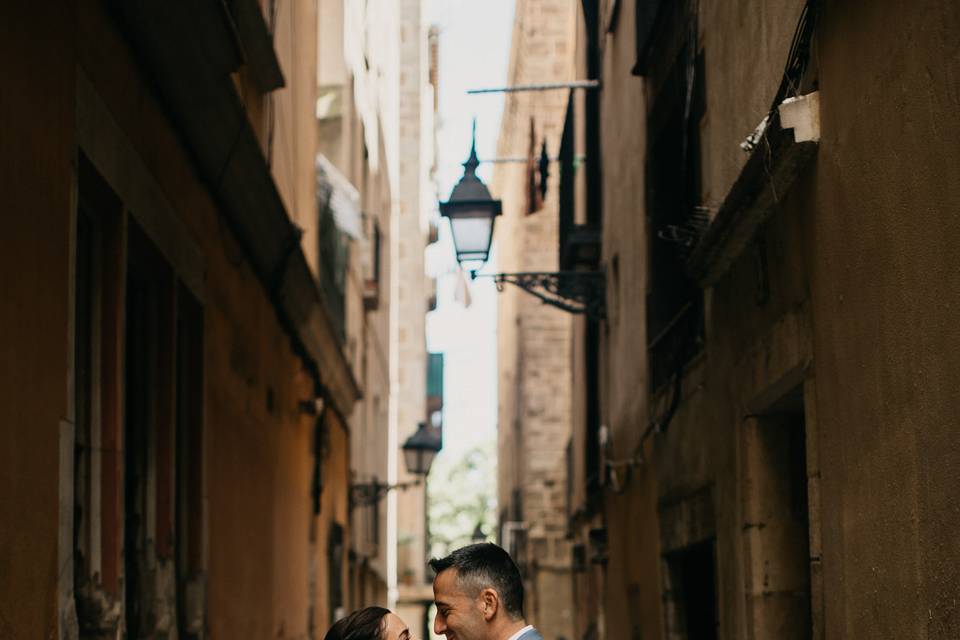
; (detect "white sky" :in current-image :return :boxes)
[425,0,514,462]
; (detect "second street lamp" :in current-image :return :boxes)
[350,422,443,507]
[401,421,443,477]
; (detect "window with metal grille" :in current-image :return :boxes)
[73,155,207,639]
[318,190,349,342]
[363,217,382,311]
[645,38,706,391]
[73,163,126,636]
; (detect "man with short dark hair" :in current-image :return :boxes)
[430,543,542,640]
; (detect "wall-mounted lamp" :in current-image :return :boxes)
[350,422,442,507]
[298,397,326,416]
[438,122,502,268]
[588,527,608,566]
[439,125,606,320]
[571,543,587,573]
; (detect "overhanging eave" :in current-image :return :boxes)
[109,0,360,415]
[686,114,818,287]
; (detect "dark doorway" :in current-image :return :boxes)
[743,387,812,639]
[665,540,718,640]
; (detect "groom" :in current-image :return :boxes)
[430,543,543,640]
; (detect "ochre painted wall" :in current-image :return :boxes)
[0,2,353,638]
[0,3,75,638]
[75,4,334,634]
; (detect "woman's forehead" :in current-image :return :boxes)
[384,612,408,631]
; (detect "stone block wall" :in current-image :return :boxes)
[493,1,577,637]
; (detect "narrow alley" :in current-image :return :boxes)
[1,2,958,640]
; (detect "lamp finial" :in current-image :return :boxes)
[464,118,480,174]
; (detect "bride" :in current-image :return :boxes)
[324,607,412,640]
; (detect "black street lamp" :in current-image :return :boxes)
[402,421,442,477]
[351,422,443,506]
[439,124,502,269]
[439,124,606,320]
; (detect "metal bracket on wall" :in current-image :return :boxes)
[478,270,606,320]
[350,478,420,508]
[466,79,601,94]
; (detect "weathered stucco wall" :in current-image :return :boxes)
[76,5,346,634]
[0,2,354,638]
[811,1,960,636]
[0,4,75,637]
[594,2,662,636]
[579,0,960,639]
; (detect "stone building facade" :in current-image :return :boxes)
[556,1,960,640]
[391,1,440,635]
[317,0,440,635]
[317,0,393,613]
[493,2,578,638]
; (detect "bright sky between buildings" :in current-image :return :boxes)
[426,0,514,460]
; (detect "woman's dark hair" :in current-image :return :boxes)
[323,606,391,640]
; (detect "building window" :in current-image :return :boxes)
[584,317,601,495]
[318,188,350,341]
[175,286,205,638]
[525,117,545,215]
[645,40,706,391]
[328,522,346,621]
[74,156,124,635]
[427,353,444,425]
[558,94,576,267]
[363,217,382,311]
[73,156,206,637]
[312,418,326,516]
[124,221,179,638]
[583,0,602,231]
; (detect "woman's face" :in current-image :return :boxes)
[382,612,411,640]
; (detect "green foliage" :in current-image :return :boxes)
[427,440,497,559]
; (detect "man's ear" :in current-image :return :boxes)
[479,588,500,622]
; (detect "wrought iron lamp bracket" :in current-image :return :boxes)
[477,270,606,320]
[350,478,421,507]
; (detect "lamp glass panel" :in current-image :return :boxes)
[419,448,438,475]
[450,215,494,257]
[403,447,422,476]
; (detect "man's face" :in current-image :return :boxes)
[433,569,488,640]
